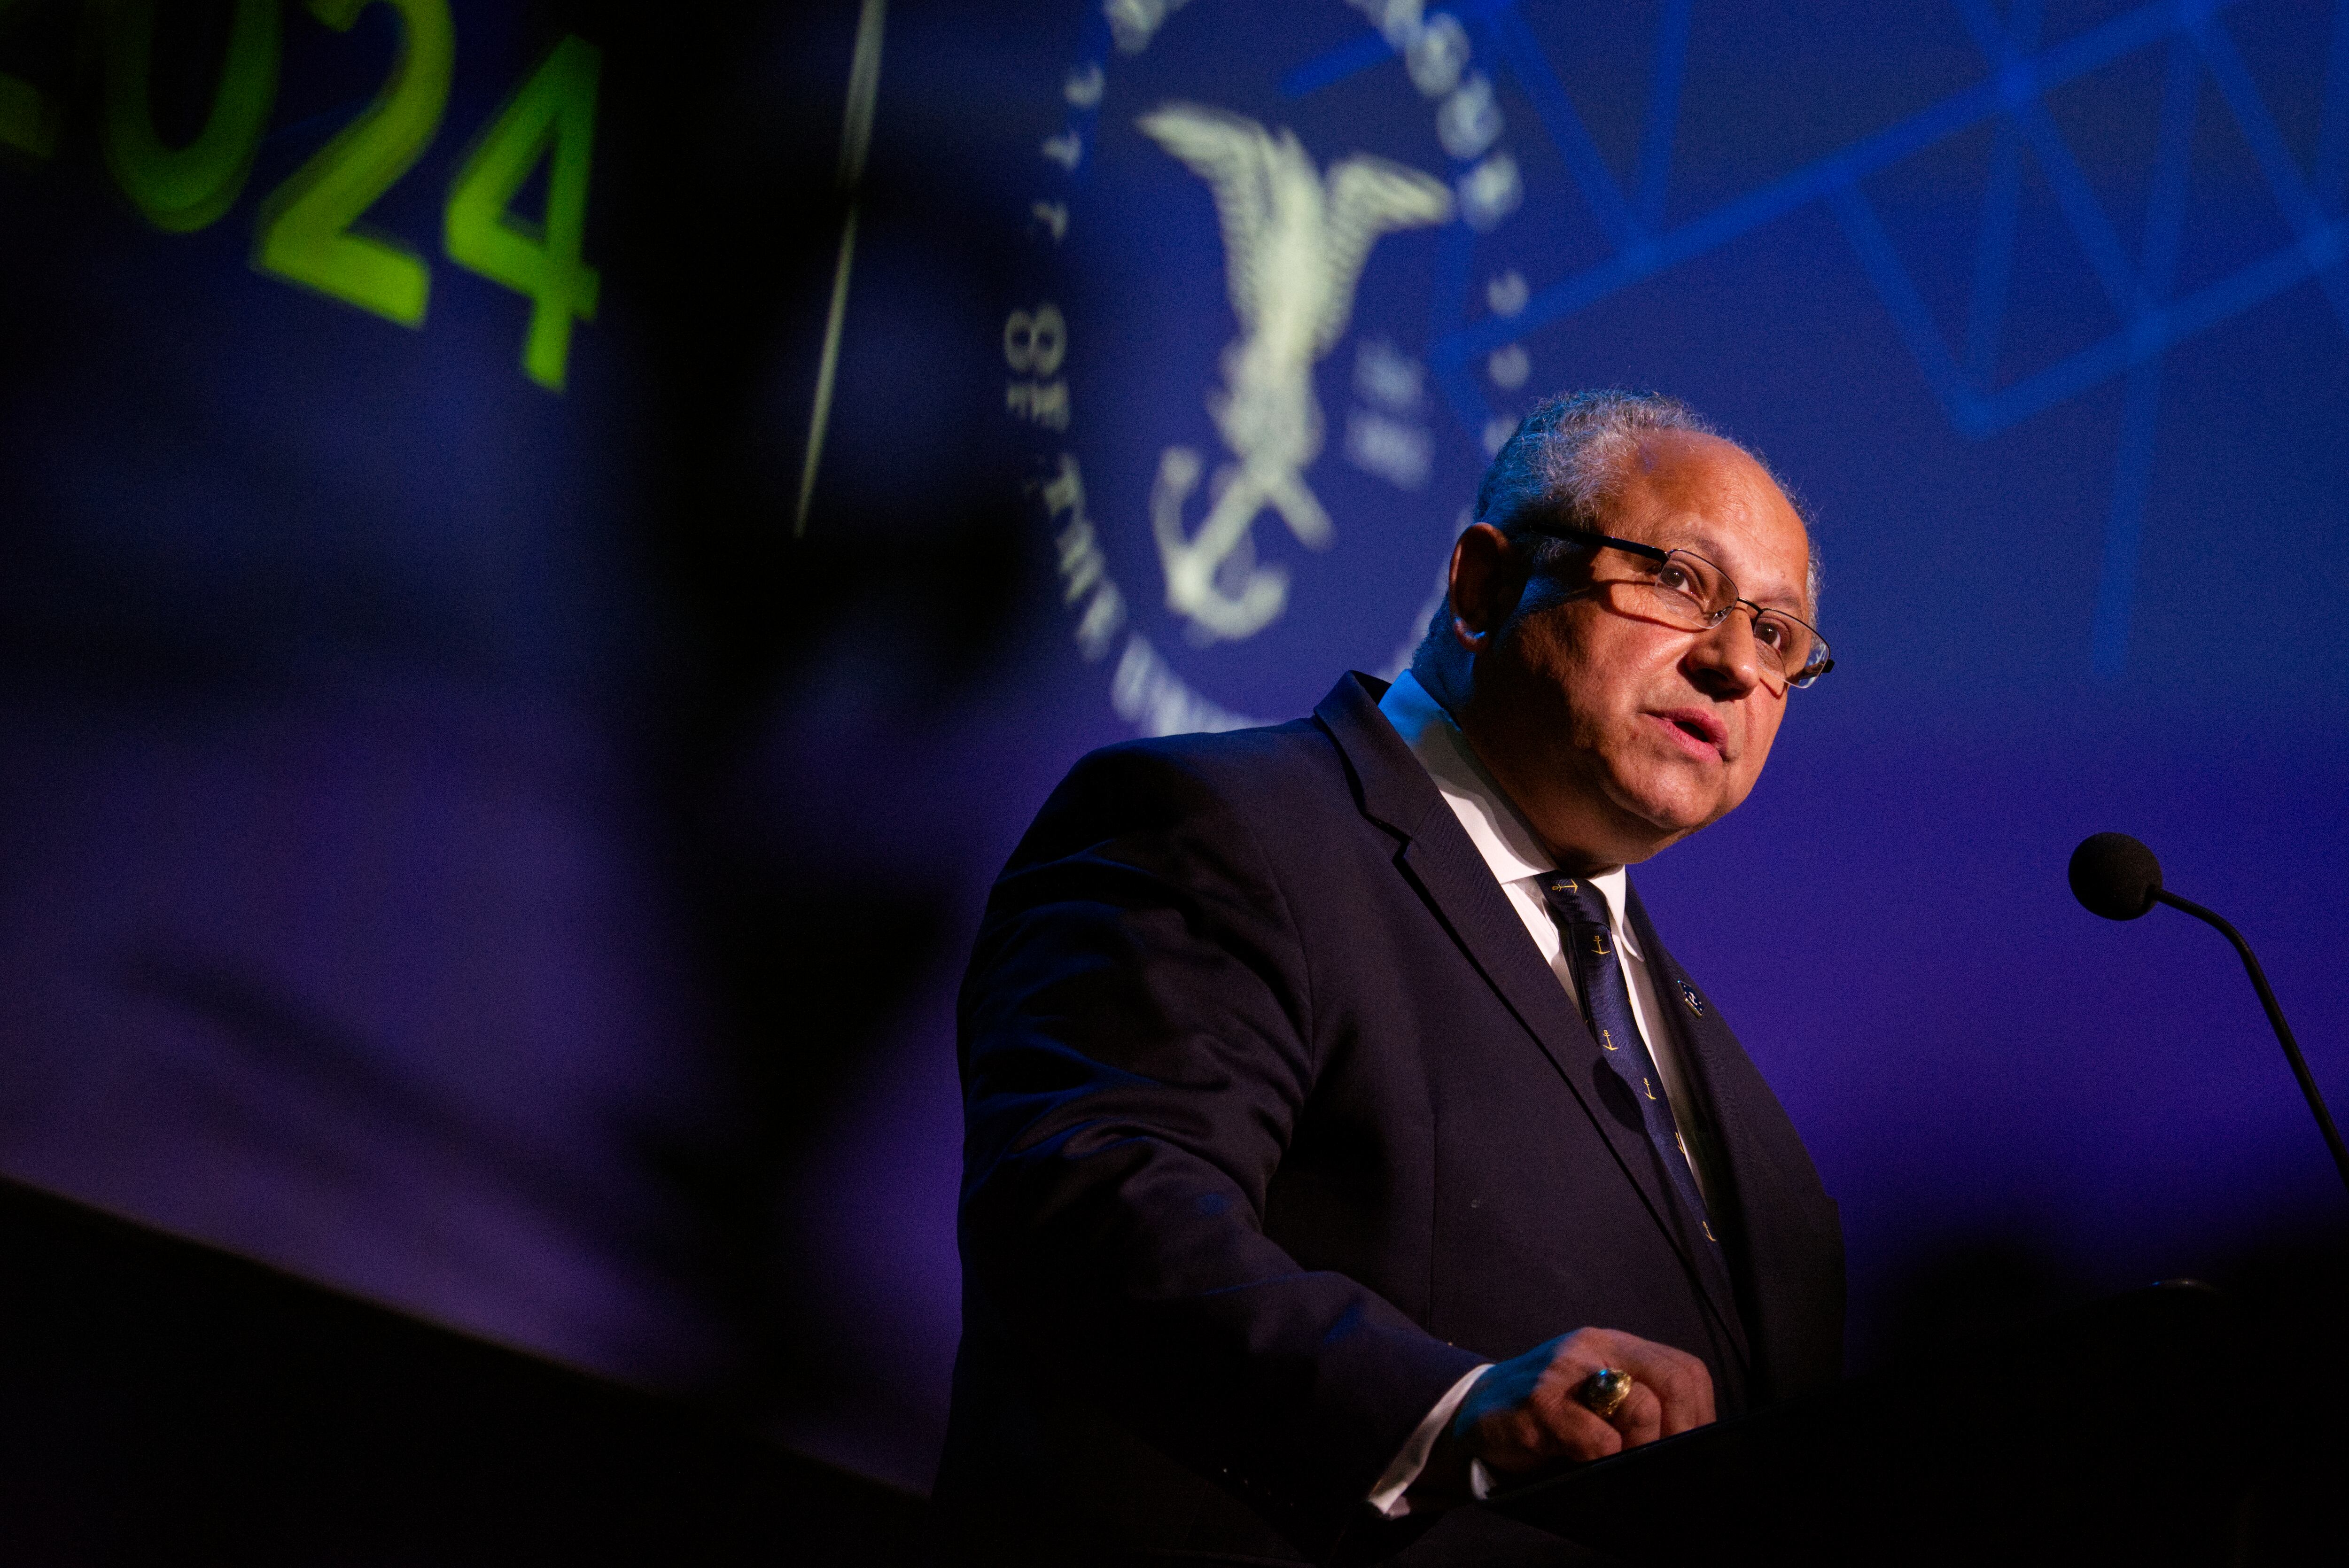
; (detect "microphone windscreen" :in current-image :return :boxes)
[2069,832,2163,920]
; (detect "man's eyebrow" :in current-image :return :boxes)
[1677,531,1804,610]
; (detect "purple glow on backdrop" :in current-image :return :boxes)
[0,0,2342,1502]
[0,682,730,1381]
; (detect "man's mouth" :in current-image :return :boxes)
[1649,708,1728,761]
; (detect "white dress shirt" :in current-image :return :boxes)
[1363,670,1714,1515]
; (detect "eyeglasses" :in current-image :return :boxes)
[1518,524,1835,691]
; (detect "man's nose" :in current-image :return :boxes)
[1684,611,1769,698]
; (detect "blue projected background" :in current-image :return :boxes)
[0,0,2343,1497]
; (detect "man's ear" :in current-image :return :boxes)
[1446,523,1519,651]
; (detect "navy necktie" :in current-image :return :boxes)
[1538,874,1719,1250]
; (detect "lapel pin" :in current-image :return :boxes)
[1678,980,1706,1016]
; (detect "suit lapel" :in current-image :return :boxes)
[1625,887,1835,1391]
[1314,675,1742,1352]
[1390,833,1689,1226]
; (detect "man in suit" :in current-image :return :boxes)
[938,390,1845,1564]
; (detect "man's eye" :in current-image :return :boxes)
[1752,615,1789,650]
[1655,565,1696,594]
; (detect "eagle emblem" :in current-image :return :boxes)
[1135,104,1452,643]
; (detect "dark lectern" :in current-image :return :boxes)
[3,1170,2333,1566]
[1491,1281,2250,1567]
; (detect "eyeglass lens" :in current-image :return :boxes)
[1631,551,1824,685]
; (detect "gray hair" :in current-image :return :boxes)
[1431,388,1820,644]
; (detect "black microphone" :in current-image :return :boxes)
[2070,833,2349,1198]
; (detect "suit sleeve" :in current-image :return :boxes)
[956,742,1485,1529]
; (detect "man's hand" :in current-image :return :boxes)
[1446,1327,1716,1480]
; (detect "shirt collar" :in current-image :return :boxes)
[1377,669,1641,952]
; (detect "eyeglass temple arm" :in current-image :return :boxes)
[1522,523,1671,564]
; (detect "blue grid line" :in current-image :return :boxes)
[1277,0,1514,100]
[2183,11,2349,332]
[1974,214,2347,428]
[1483,4,1641,247]
[2189,15,2340,234]
[2092,32,2201,678]
[1277,28,1394,100]
[1434,73,2006,367]
[1432,0,2250,373]
[1962,0,2039,381]
[2138,33,2201,312]
[1268,0,2340,673]
[1966,105,2028,378]
[1829,186,1989,431]
[1953,0,2139,315]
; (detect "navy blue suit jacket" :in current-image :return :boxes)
[938,674,1844,1563]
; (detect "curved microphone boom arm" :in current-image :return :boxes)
[2069,832,2349,1201]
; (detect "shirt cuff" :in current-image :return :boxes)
[1365,1364,1492,1517]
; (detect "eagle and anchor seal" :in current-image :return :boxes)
[1005,0,1538,737]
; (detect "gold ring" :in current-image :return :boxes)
[1573,1367,1634,1421]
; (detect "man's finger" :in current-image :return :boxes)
[1597,1341,1714,1436]
[1651,1345,1716,1433]
[1529,1367,1639,1462]
[1468,1327,1720,1478]
[1609,1377,1664,1447]
[1536,1395,1626,1464]
[1547,1356,1661,1444]
[1480,1398,1621,1474]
